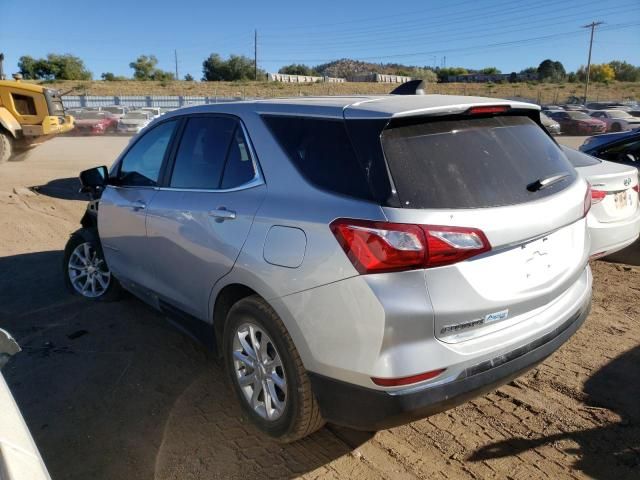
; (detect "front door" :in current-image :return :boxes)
[99,119,179,289]
[145,115,266,319]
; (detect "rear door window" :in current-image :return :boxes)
[381,115,576,209]
[170,116,237,189]
[264,116,373,200]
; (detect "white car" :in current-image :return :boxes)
[117,111,152,134]
[589,110,640,132]
[563,146,640,258]
[0,329,51,480]
[139,107,162,119]
[100,106,129,120]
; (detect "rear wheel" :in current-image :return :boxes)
[0,130,12,164]
[224,295,324,442]
[611,123,622,132]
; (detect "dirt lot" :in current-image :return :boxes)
[1,136,639,480]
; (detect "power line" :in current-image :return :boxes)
[582,21,604,102]
[260,22,639,64]
[260,3,638,55]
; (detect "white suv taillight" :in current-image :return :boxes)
[330,219,491,274]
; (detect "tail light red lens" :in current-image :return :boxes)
[590,187,607,205]
[330,219,491,274]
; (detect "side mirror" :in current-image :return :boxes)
[79,165,109,197]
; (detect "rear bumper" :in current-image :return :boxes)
[309,298,590,431]
[588,208,640,258]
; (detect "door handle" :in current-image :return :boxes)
[131,200,147,211]
[208,207,236,222]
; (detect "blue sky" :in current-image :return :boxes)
[2,0,639,79]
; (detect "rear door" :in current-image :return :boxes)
[371,112,589,343]
[145,115,266,319]
[99,119,179,289]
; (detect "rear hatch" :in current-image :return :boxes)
[350,106,590,343]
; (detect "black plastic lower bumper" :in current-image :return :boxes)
[309,300,590,431]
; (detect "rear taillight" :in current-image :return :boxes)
[583,184,593,216]
[590,187,607,205]
[330,219,491,274]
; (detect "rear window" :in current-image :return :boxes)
[381,115,576,209]
[263,116,373,200]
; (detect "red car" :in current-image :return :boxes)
[548,110,606,135]
[72,111,118,135]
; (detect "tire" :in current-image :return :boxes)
[0,130,12,164]
[63,228,121,301]
[224,295,325,442]
[611,123,622,132]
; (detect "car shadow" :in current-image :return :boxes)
[604,238,640,266]
[30,177,88,201]
[0,251,371,480]
[468,345,640,478]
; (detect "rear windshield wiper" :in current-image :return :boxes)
[527,173,570,192]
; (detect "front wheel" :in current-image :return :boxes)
[224,295,325,442]
[0,130,12,164]
[611,123,622,132]
[63,228,121,301]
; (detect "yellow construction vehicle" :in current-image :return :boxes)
[0,72,74,163]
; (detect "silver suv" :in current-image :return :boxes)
[65,95,592,442]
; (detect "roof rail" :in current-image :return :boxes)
[389,79,426,95]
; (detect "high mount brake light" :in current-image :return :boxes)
[330,219,491,274]
[467,105,510,115]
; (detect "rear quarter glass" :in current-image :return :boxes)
[381,115,577,209]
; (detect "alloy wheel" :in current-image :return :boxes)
[68,242,111,298]
[232,322,287,421]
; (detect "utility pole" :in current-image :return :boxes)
[174,49,179,80]
[254,29,258,81]
[582,21,603,103]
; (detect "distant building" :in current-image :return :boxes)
[267,73,345,83]
[447,72,538,83]
[348,73,413,83]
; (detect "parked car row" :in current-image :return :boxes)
[65,105,176,135]
[539,100,640,136]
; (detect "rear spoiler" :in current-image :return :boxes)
[389,80,426,96]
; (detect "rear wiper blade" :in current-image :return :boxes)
[527,173,570,192]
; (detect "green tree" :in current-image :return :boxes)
[184,73,194,81]
[480,67,501,75]
[18,56,38,79]
[18,53,91,80]
[279,64,316,76]
[101,72,126,81]
[608,60,640,82]
[435,67,468,82]
[537,59,566,82]
[129,55,174,81]
[202,53,264,81]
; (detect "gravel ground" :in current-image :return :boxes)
[1,136,639,480]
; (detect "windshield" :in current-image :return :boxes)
[123,112,149,120]
[567,112,591,120]
[608,110,632,119]
[381,115,576,209]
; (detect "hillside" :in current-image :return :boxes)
[33,80,640,104]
